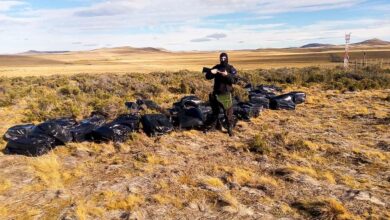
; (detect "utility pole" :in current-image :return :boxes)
[363,52,366,67]
[344,33,351,69]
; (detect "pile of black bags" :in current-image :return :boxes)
[169,96,210,130]
[246,84,306,110]
[4,118,78,156]
[2,85,306,156]
[141,114,173,137]
[90,114,139,142]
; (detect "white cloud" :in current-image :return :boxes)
[12,0,365,32]
[0,0,24,12]
[0,0,389,53]
[0,14,28,25]
[74,0,145,17]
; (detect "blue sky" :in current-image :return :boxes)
[0,0,389,53]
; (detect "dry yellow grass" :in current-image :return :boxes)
[201,177,225,188]
[106,194,144,210]
[0,62,389,219]
[28,153,64,190]
[1,45,390,77]
[293,197,358,220]
[0,180,11,193]
[152,194,183,208]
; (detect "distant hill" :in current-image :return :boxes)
[15,39,390,56]
[352,38,390,46]
[140,47,168,52]
[18,47,168,55]
[300,43,335,48]
[299,38,390,48]
[20,50,70,55]
[90,46,168,54]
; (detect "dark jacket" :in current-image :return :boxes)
[205,64,238,94]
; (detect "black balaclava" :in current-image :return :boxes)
[220,52,228,68]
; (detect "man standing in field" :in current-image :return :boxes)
[205,52,238,136]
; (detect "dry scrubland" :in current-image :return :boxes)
[0,66,389,219]
[1,46,390,77]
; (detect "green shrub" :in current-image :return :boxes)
[58,85,80,96]
[248,135,271,155]
[0,67,389,123]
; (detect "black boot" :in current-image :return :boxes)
[227,125,234,137]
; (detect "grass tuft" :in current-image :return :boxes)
[292,198,356,220]
[248,134,271,154]
[106,194,144,210]
[28,153,63,189]
[0,180,11,193]
[201,177,225,188]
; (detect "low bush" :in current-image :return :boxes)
[0,67,389,121]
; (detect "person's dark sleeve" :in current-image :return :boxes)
[205,65,218,80]
[224,66,238,84]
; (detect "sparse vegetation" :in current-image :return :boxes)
[240,66,390,91]
[292,198,357,220]
[28,153,64,190]
[201,177,225,189]
[329,54,343,63]
[0,66,389,120]
[248,134,271,154]
[0,66,389,219]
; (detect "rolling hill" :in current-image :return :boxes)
[353,38,390,46]
[300,43,335,48]
[0,39,389,77]
[300,38,390,48]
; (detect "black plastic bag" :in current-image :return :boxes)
[125,102,140,113]
[32,118,77,144]
[141,114,173,137]
[171,104,211,129]
[249,95,270,109]
[269,94,296,110]
[91,123,135,142]
[287,92,306,104]
[71,114,106,142]
[113,114,140,130]
[249,90,276,99]
[168,106,181,124]
[256,85,283,93]
[91,114,140,142]
[234,102,261,121]
[4,134,56,156]
[177,107,204,129]
[198,105,213,120]
[171,96,203,112]
[170,96,207,128]
[136,99,160,111]
[3,124,35,142]
[180,96,203,107]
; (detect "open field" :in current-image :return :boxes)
[1,45,390,77]
[0,67,389,219]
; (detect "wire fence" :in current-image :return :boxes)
[350,59,390,68]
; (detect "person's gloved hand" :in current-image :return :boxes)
[211,69,218,74]
[220,70,228,76]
